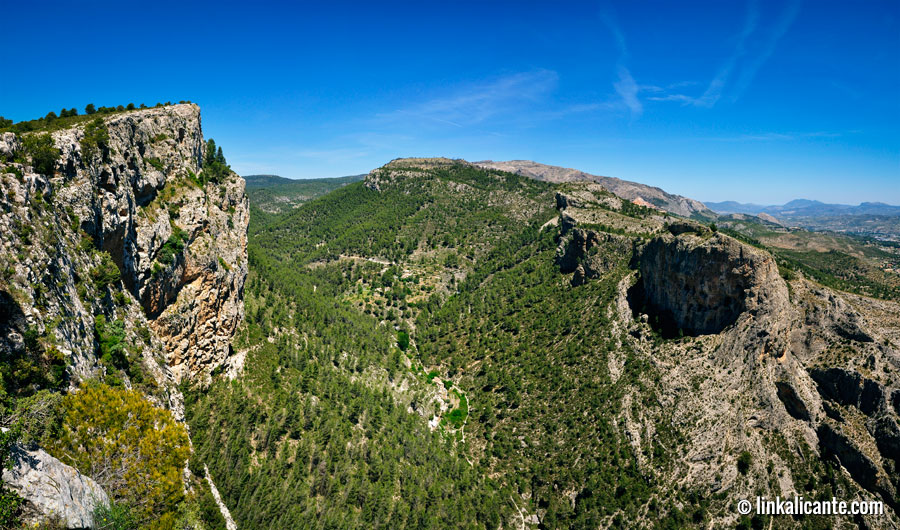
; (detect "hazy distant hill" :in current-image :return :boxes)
[243,173,365,215]
[705,199,900,238]
[705,199,900,217]
[243,174,297,189]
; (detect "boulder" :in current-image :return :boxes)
[2,445,109,529]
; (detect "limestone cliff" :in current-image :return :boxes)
[638,226,790,336]
[0,104,248,398]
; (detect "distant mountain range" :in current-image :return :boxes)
[704,199,900,217]
[243,174,298,189]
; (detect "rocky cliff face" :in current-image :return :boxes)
[0,104,248,397]
[638,225,790,336]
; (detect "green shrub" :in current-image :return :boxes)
[80,117,109,163]
[9,390,64,445]
[397,331,410,351]
[737,451,752,475]
[90,252,121,290]
[23,133,59,175]
[92,500,136,530]
[145,157,165,172]
[0,325,67,397]
[446,408,465,428]
[0,426,23,528]
[157,228,188,266]
[94,315,127,371]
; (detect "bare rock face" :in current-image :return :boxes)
[2,444,109,529]
[638,228,790,336]
[0,132,20,159]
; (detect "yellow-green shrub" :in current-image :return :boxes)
[49,383,190,527]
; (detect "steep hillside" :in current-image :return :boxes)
[0,104,246,528]
[190,158,899,529]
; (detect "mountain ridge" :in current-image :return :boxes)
[475,159,716,219]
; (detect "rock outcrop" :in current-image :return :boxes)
[554,183,900,525]
[2,444,109,529]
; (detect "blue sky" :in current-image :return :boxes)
[2,1,898,204]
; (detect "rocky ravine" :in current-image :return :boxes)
[0,104,247,525]
[555,185,900,527]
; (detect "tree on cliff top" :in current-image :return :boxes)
[202,139,230,184]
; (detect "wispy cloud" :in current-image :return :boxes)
[613,66,642,117]
[377,70,559,128]
[650,0,802,108]
[696,0,761,107]
[710,130,841,142]
[731,0,802,101]
[600,9,628,56]
[599,5,647,118]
